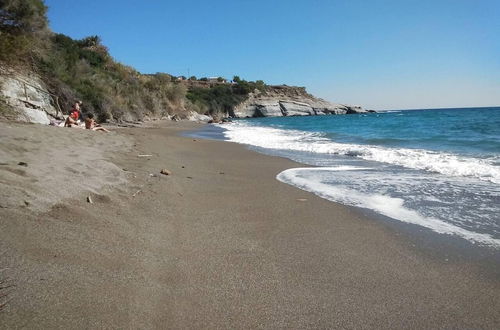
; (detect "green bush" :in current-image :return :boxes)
[0,32,32,63]
[0,0,48,33]
[0,0,48,65]
[187,84,245,115]
[186,77,268,115]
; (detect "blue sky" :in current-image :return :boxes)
[45,0,499,110]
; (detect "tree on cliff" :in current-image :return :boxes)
[0,0,48,63]
[0,0,47,33]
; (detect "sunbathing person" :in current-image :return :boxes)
[64,101,83,127]
[85,113,110,132]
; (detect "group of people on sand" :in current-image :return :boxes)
[64,101,109,132]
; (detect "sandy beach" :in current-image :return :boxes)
[0,120,499,329]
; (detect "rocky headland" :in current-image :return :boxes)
[0,68,368,125]
[232,85,367,118]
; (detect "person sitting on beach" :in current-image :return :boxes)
[85,113,110,132]
[64,101,83,127]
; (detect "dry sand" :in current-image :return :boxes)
[0,122,131,212]
[0,120,499,329]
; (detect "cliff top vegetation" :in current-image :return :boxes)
[0,0,269,121]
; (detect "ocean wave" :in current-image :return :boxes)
[219,122,500,184]
[277,167,500,247]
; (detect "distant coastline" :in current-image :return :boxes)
[375,105,500,112]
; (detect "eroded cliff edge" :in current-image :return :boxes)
[232,85,367,118]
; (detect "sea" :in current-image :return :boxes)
[192,107,500,249]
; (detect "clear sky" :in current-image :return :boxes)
[44,0,499,110]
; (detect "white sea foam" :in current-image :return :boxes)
[219,122,500,184]
[277,167,500,247]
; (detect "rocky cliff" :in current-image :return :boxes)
[0,68,211,124]
[0,68,62,124]
[232,85,366,118]
[0,64,368,125]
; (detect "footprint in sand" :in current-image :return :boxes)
[3,167,28,177]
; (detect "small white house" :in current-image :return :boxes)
[207,77,226,83]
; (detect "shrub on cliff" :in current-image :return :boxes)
[187,84,243,115]
[0,0,47,33]
[36,32,190,121]
[186,77,268,116]
[0,0,49,64]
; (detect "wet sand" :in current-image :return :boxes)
[0,120,499,329]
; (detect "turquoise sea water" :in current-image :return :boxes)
[204,107,500,248]
[254,107,500,157]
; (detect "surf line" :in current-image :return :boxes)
[276,167,500,248]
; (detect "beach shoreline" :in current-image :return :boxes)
[1,120,499,328]
[189,122,500,274]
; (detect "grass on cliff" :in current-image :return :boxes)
[0,0,49,64]
[37,34,189,122]
[1,0,269,121]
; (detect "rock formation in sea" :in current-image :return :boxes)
[232,85,366,118]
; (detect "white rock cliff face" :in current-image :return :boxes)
[232,86,366,118]
[0,69,59,124]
